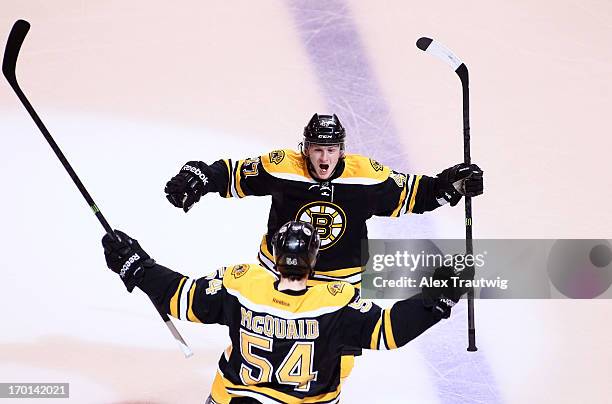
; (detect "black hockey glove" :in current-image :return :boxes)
[422,257,474,319]
[102,230,155,292]
[164,161,212,212]
[435,163,484,206]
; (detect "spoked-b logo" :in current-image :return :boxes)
[296,201,346,250]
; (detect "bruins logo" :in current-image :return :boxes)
[296,201,346,250]
[389,171,407,188]
[327,282,345,296]
[231,264,249,279]
[269,150,285,165]
[369,159,383,172]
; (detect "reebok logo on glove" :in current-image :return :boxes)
[182,164,209,184]
[120,253,141,278]
[439,297,456,308]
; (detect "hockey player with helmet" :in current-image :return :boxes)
[164,113,484,288]
[102,221,469,404]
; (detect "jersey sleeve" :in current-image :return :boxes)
[206,153,276,198]
[136,263,227,325]
[340,292,443,350]
[371,171,445,217]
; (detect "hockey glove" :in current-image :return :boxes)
[102,230,155,292]
[422,256,474,318]
[165,161,212,212]
[435,163,484,206]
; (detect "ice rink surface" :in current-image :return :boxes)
[1,1,611,403]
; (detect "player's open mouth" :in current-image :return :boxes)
[319,164,329,174]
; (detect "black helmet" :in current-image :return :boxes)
[272,221,320,278]
[303,113,346,149]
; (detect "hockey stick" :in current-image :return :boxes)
[3,20,193,358]
[416,37,477,352]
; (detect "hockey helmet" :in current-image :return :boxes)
[303,113,346,150]
[272,221,320,278]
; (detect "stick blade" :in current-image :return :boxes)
[416,36,463,72]
[3,19,30,84]
[416,37,433,51]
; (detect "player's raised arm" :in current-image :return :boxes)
[101,231,226,324]
[371,163,483,217]
[340,263,470,350]
[164,154,279,212]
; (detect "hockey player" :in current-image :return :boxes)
[164,113,484,288]
[102,221,469,404]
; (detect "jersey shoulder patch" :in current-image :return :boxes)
[268,149,286,165]
[337,154,391,185]
[230,264,250,279]
[307,281,355,308]
[326,281,347,296]
[260,149,313,182]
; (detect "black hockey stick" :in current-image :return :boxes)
[3,20,193,358]
[416,37,477,352]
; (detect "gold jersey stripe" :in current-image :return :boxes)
[213,370,342,404]
[370,316,382,349]
[222,159,232,198]
[187,281,202,323]
[391,181,408,217]
[408,175,422,213]
[260,236,274,260]
[383,309,398,349]
[234,160,246,198]
[169,277,187,318]
[210,371,236,403]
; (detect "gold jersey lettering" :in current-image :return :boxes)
[240,307,252,330]
[239,308,320,340]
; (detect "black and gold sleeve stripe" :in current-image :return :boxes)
[369,294,443,350]
[391,174,422,217]
[369,309,398,350]
[169,276,203,323]
[220,159,247,198]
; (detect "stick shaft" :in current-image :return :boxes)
[457,65,477,352]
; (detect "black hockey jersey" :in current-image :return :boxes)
[138,262,443,404]
[206,150,444,287]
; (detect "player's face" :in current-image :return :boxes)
[306,144,342,180]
